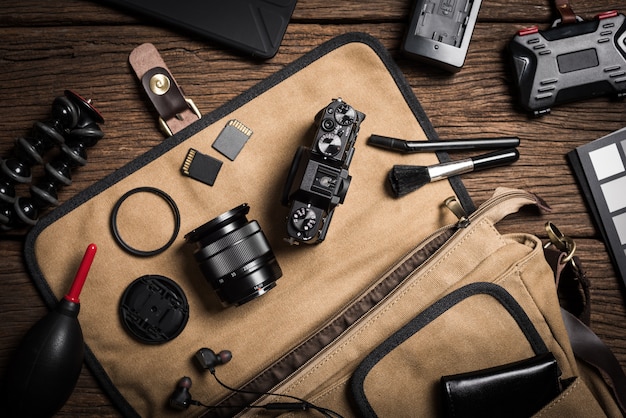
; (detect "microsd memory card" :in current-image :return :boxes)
[181,148,222,186]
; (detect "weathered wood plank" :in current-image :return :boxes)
[1,0,626,415]
[0,0,621,24]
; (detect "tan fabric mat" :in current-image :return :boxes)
[24,33,471,417]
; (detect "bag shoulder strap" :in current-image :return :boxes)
[562,305,626,412]
[545,233,626,413]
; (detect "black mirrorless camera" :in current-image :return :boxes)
[282,98,365,245]
[508,10,626,116]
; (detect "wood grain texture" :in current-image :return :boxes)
[1,0,625,416]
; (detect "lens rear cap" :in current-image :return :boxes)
[119,275,189,344]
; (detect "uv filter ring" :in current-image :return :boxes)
[110,186,181,257]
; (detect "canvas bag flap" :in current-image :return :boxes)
[23,33,471,417]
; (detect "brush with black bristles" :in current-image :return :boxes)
[388,148,520,197]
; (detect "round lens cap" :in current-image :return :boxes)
[119,275,189,344]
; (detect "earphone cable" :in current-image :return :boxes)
[210,370,344,418]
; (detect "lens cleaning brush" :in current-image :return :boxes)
[388,148,520,197]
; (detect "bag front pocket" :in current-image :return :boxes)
[350,282,560,418]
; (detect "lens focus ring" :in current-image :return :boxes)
[193,221,260,262]
[199,228,271,280]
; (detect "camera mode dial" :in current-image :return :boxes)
[317,133,342,157]
[334,103,356,125]
[291,206,317,232]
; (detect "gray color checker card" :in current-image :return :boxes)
[569,127,626,289]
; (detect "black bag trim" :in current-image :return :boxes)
[350,282,549,418]
[23,32,474,418]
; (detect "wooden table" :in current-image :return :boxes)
[1,0,625,416]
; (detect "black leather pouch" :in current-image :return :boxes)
[440,352,562,418]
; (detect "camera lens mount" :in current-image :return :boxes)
[185,204,282,307]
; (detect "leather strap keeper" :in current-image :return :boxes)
[129,43,201,136]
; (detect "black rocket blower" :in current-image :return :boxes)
[2,243,97,417]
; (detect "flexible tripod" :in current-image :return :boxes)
[0,90,104,231]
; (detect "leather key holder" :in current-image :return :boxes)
[129,43,201,136]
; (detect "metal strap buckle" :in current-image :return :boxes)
[544,221,577,266]
[158,97,202,137]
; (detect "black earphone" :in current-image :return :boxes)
[169,348,231,410]
[168,347,343,418]
[169,376,201,410]
[194,348,232,372]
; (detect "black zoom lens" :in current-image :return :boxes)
[185,204,282,307]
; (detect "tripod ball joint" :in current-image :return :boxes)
[0,90,104,231]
